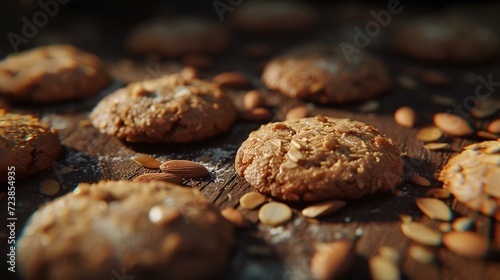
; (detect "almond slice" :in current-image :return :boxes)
[425,188,451,199]
[424,143,450,151]
[452,217,473,232]
[133,173,183,184]
[379,246,401,264]
[286,106,309,120]
[311,241,354,280]
[239,192,266,210]
[409,245,434,264]
[416,127,443,142]
[401,222,442,246]
[302,200,346,218]
[132,155,161,169]
[258,202,292,227]
[40,179,60,196]
[221,208,250,228]
[443,231,488,258]
[415,198,453,221]
[433,113,474,137]
[394,106,416,128]
[369,255,400,280]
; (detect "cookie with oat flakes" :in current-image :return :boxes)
[235,116,404,201]
[90,74,236,143]
[0,45,109,103]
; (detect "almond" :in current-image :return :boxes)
[180,66,198,80]
[443,231,488,258]
[407,173,431,187]
[302,200,346,218]
[379,246,401,264]
[286,106,309,120]
[132,155,161,169]
[133,173,183,184]
[416,127,443,142]
[221,208,250,228]
[213,72,251,87]
[477,130,500,140]
[409,245,434,264]
[243,90,265,111]
[401,222,442,246]
[487,119,500,134]
[425,188,451,199]
[394,106,416,128]
[369,255,400,280]
[40,179,60,196]
[159,160,208,178]
[433,113,473,137]
[311,241,354,280]
[415,198,453,221]
[241,107,272,122]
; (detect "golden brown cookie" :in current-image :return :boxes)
[232,1,317,33]
[394,16,499,63]
[90,74,237,143]
[17,180,234,280]
[262,44,392,104]
[235,116,404,201]
[0,45,109,103]
[126,17,229,57]
[0,110,61,181]
[439,140,500,220]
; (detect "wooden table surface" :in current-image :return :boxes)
[1,4,500,280]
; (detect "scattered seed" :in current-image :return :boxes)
[302,200,347,218]
[477,131,500,140]
[430,95,456,106]
[160,160,208,178]
[439,223,452,232]
[182,54,213,68]
[369,255,400,280]
[243,90,265,111]
[239,192,266,210]
[424,143,450,151]
[40,179,60,196]
[132,155,161,169]
[452,217,474,232]
[133,173,183,184]
[221,208,250,228]
[241,107,272,122]
[311,241,354,280]
[286,106,309,120]
[425,188,451,199]
[443,231,488,258]
[407,173,431,187]
[433,113,474,137]
[409,245,435,264]
[180,66,198,80]
[416,127,443,142]
[488,119,500,134]
[399,214,413,224]
[421,71,450,87]
[379,246,401,264]
[398,75,418,89]
[358,100,380,113]
[415,198,453,221]
[401,222,442,246]
[258,202,292,227]
[472,105,498,119]
[213,72,251,87]
[394,106,417,128]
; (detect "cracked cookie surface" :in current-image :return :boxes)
[0,110,61,181]
[18,180,234,280]
[235,116,404,201]
[90,74,237,143]
[0,45,109,103]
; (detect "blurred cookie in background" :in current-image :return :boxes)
[393,15,499,64]
[126,17,229,57]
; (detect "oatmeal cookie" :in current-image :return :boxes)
[90,74,237,142]
[17,180,234,280]
[439,140,500,220]
[0,110,61,181]
[262,44,392,104]
[235,116,404,201]
[126,17,229,57]
[0,45,109,103]
[394,16,499,63]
